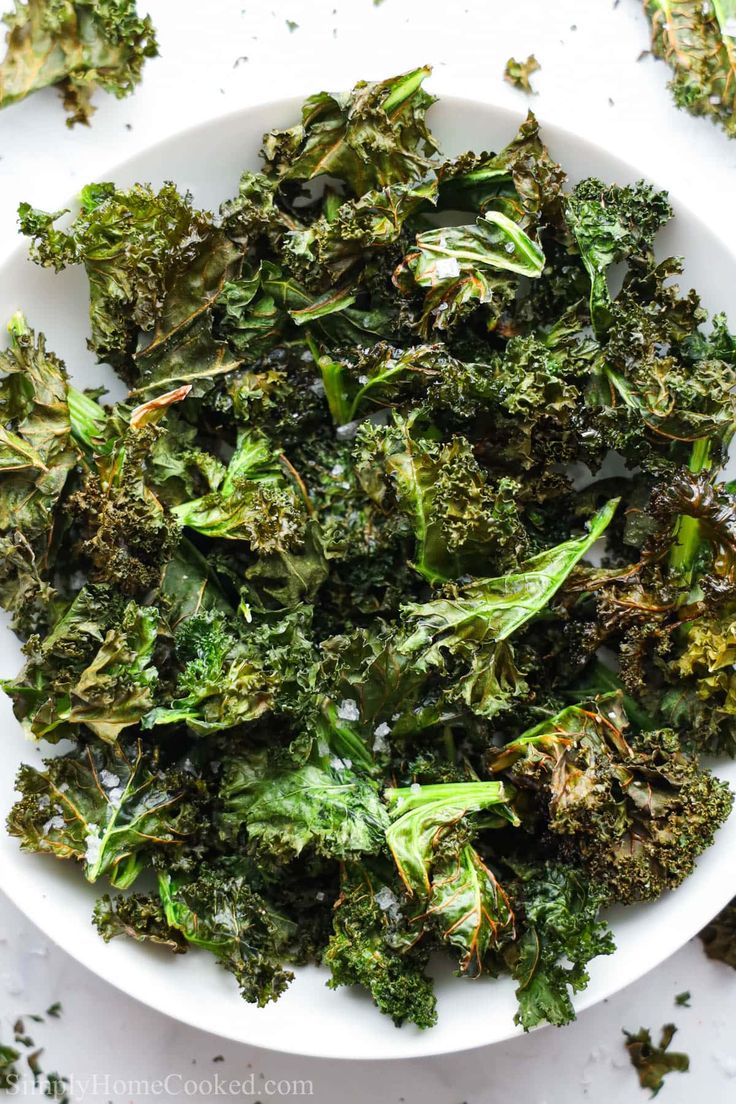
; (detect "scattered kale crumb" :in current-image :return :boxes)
[623,1024,690,1096]
[44,1071,70,1102]
[503,54,540,94]
[27,1049,43,1085]
[213,1055,225,1063]
[674,991,691,1007]
[45,1004,62,1019]
[0,1014,69,1101]
[286,19,299,32]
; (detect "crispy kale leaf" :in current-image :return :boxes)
[261,67,438,194]
[324,862,437,1028]
[645,0,736,138]
[0,1039,21,1091]
[384,781,518,897]
[0,314,78,635]
[489,695,733,902]
[4,589,159,742]
[565,180,672,334]
[699,896,736,967]
[399,500,617,717]
[171,430,307,550]
[356,414,526,582]
[506,861,614,1030]
[219,754,389,862]
[142,610,274,735]
[94,891,187,952]
[19,183,211,371]
[0,0,157,125]
[7,741,198,888]
[428,842,516,976]
[96,865,295,1005]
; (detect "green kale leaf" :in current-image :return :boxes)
[261,67,438,194]
[645,0,736,138]
[506,861,614,1030]
[0,0,157,125]
[7,741,199,888]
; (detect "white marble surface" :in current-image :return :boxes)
[0,0,735,1099]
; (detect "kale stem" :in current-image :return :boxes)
[306,332,350,426]
[382,66,430,114]
[669,437,711,589]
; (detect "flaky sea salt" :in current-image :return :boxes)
[99,770,120,789]
[410,782,421,794]
[372,724,390,755]
[84,825,103,867]
[375,886,398,911]
[42,815,65,836]
[337,698,360,722]
[434,257,460,280]
[330,756,352,770]
[375,886,402,923]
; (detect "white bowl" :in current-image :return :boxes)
[1,95,735,1060]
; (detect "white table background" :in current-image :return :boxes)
[0,0,735,1099]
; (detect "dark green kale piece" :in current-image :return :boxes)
[505,861,614,1030]
[645,0,736,138]
[699,896,736,968]
[0,0,157,125]
[623,1023,690,1096]
[324,861,437,1028]
[488,696,733,902]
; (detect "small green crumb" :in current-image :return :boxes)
[503,54,540,94]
